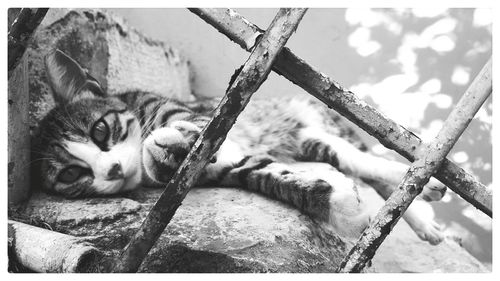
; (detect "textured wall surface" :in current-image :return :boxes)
[8,59,31,205]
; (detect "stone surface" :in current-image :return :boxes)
[18,187,348,273]
[14,183,488,273]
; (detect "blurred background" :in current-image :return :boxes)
[106,8,492,267]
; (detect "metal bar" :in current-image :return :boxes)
[189,8,492,217]
[337,58,492,273]
[8,8,48,79]
[111,8,308,273]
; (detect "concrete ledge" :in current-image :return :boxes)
[13,183,487,273]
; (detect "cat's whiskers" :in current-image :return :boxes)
[141,104,163,137]
[22,157,56,170]
[57,108,80,132]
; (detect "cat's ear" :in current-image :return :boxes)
[44,49,105,104]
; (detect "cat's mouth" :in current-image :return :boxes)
[120,167,141,192]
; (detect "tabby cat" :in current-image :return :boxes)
[32,49,446,244]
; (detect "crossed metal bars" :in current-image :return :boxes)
[337,58,492,272]
[186,8,492,272]
[189,8,492,217]
[8,8,492,273]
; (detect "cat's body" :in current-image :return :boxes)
[33,50,446,244]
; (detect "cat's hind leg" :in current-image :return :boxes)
[366,179,444,245]
[298,126,445,244]
[298,126,446,202]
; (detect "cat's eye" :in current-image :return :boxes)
[92,119,109,143]
[58,166,85,184]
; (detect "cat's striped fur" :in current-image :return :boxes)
[32,49,446,244]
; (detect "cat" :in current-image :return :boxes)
[32,49,446,245]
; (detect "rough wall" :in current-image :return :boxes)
[8,57,31,205]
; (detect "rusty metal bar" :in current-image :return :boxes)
[337,58,492,273]
[111,8,308,273]
[8,8,48,79]
[189,8,492,217]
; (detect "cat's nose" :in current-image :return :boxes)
[106,163,124,180]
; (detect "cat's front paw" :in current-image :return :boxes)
[143,127,190,183]
[169,120,202,146]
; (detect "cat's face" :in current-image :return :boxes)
[33,50,142,197]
